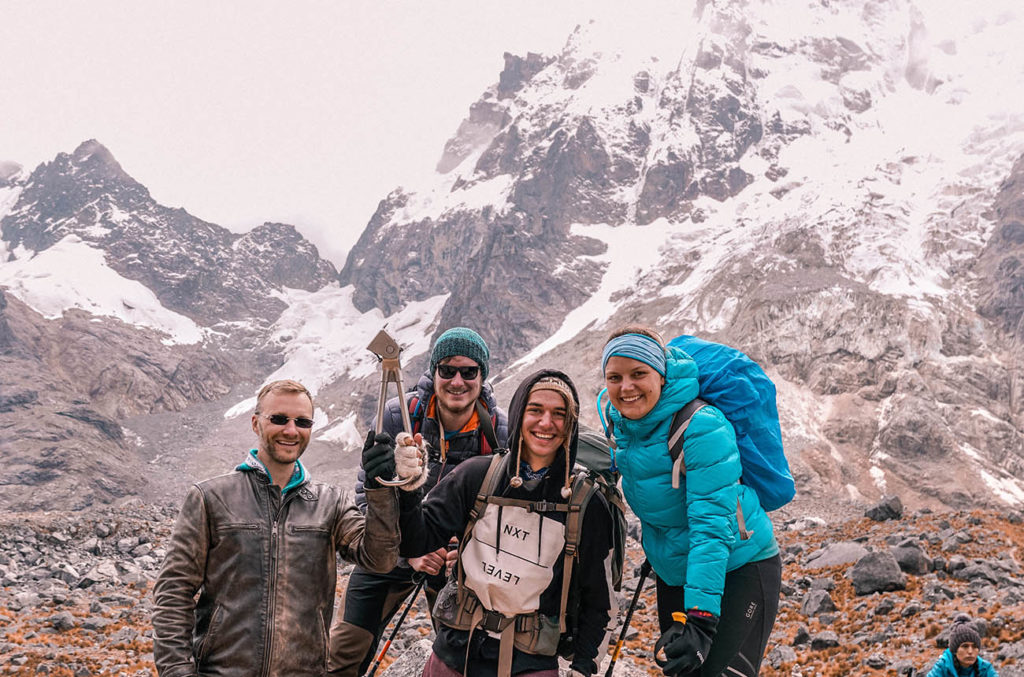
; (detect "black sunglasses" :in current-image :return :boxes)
[436,364,480,380]
[260,413,315,429]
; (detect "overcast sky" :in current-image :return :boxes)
[3,2,1018,268]
[0,1,625,266]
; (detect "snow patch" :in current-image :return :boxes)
[82,223,112,238]
[224,286,449,418]
[958,441,982,461]
[386,161,514,228]
[0,185,22,223]
[511,219,676,367]
[107,205,132,224]
[317,412,363,449]
[0,234,203,344]
[224,397,256,420]
[979,469,1024,507]
[869,466,887,493]
[970,408,1005,424]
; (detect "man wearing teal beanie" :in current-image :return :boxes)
[429,327,490,382]
[329,326,507,676]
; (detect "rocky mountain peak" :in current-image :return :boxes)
[334,0,1024,511]
[0,161,22,186]
[497,51,556,98]
[1,140,150,253]
[68,139,134,182]
[235,222,339,291]
[1,141,338,327]
[3,2,1024,517]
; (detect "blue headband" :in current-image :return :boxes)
[602,333,667,376]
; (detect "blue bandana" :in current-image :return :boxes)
[602,333,667,376]
[519,460,550,482]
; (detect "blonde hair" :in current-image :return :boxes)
[255,379,314,412]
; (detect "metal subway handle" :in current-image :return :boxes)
[367,328,418,487]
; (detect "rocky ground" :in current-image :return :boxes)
[1,498,1023,676]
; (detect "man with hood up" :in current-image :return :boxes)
[394,369,615,676]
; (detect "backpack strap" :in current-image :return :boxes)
[466,453,508,529]
[558,472,599,633]
[456,455,573,676]
[458,453,509,606]
[475,399,500,454]
[668,398,708,489]
[407,394,423,436]
[667,398,753,540]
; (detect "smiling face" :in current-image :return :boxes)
[252,390,313,477]
[604,355,665,420]
[955,641,979,667]
[434,355,483,422]
[519,389,569,471]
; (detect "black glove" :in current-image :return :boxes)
[654,609,719,676]
[362,430,396,489]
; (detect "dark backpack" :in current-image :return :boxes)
[559,427,627,661]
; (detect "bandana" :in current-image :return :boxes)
[602,333,667,376]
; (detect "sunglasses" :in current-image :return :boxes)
[260,413,315,429]
[436,364,480,380]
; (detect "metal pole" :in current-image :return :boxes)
[604,560,652,677]
[364,572,427,677]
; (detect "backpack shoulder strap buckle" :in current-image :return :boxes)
[527,500,566,514]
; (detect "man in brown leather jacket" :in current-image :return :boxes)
[152,379,403,677]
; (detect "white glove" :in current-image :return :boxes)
[394,432,428,491]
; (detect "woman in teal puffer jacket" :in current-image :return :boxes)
[600,325,782,677]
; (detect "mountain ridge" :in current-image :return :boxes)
[1,0,1023,513]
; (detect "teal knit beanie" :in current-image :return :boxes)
[430,327,490,381]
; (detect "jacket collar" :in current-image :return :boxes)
[237,449,309,494]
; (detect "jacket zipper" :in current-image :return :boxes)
[262,487,288,677]
[261,517,278,677]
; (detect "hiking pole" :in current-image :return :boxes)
[364,572,426,677]
[604,559,652,677]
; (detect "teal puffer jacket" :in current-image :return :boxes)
[926,648,998,676]
[609,346,779,615]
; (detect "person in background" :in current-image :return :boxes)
[926,614,999,677]
[152,379,402,677]
[599,325,781,677]
[329,328,509,676]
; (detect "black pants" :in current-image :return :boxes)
[327,565,444,676]
[656,554,781,677]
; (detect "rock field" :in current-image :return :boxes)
[1,498,1022,676]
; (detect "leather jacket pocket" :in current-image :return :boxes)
[195,603,224,664]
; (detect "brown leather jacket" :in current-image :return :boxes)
[152,468,400,677]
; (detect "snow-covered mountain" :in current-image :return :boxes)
[2,0,1023,512]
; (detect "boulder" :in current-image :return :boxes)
[850,550,907,595]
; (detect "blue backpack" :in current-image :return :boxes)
[668,335,794,511]
[601,334,795,512]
